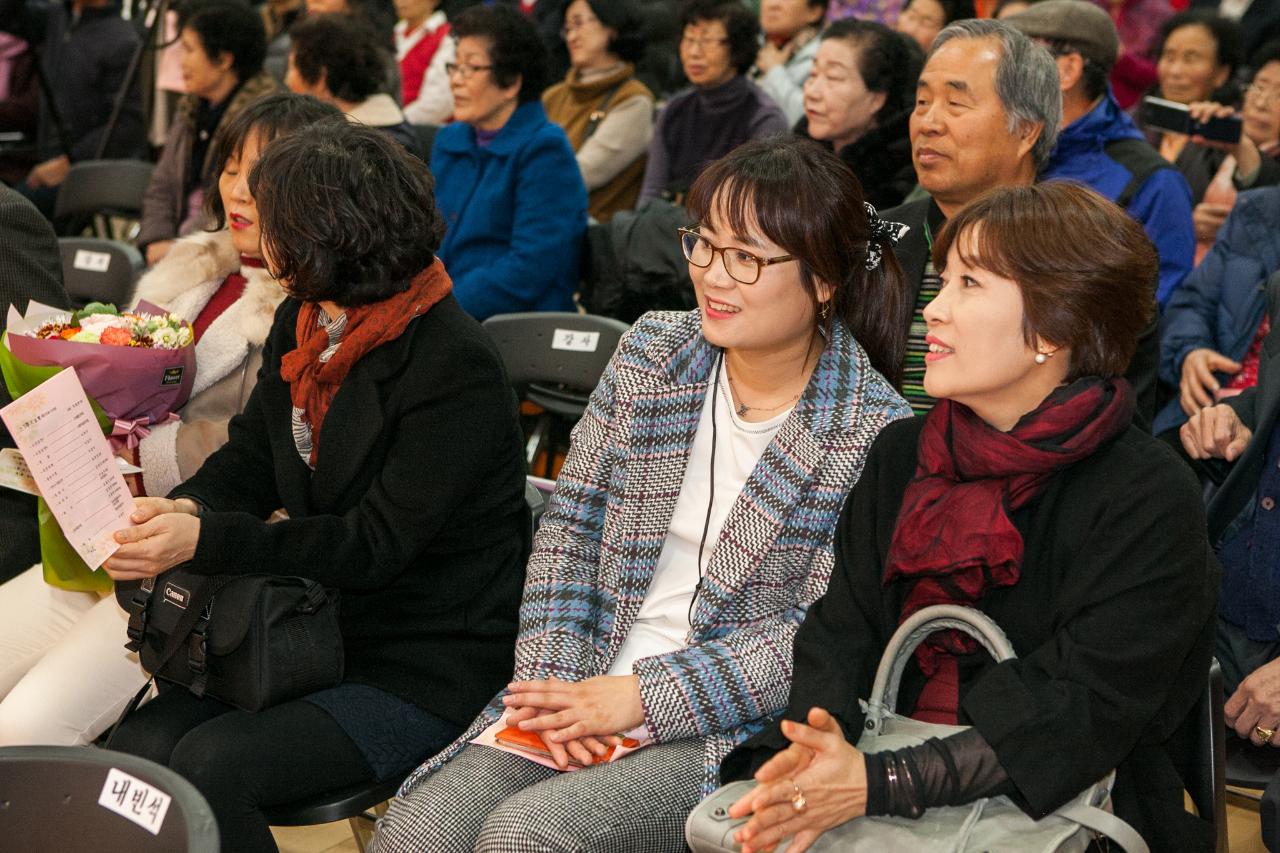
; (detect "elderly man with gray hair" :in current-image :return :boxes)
[881,19,1060,416]
[881,18,1159,425]
[1007,0,1195,311]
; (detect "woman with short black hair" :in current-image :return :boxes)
[637,0,789,205]
[103,119,530,853]
[286,13,422,157]
[138,0,278,266]
[798,19,921,210]
[431,4,588,319]
[543,0,655,221]
[1146,10,1245,166]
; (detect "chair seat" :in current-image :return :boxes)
[527,383,590,420]
[1226,735,1280,790]
[264,776,402,827]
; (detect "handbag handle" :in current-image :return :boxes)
[865,605,1016,731]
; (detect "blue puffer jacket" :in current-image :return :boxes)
[1155,186,1280,435]
[431,101,587,321]
[1040,92,1194,307]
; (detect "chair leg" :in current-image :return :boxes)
[348,800,391,853]
[526,413,551,471]
[349,815,374,853]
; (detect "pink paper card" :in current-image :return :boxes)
[1,367,133,569]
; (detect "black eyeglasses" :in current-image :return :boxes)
[445,62,493,80]
[678,227,796,285]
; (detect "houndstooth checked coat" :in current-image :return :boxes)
[399,309,910,798]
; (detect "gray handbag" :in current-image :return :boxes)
[685,604,1150,853]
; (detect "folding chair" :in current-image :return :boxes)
[52,159,154,241]
[264,482,548,852]
[0,745,218,852]
[483,311,630,475]
[58,237,144,308]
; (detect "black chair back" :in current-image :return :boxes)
[0,745,218,852]
[58,237,144,309]
[52,159,154,238]
[483,311,629,419]
[1183,659,1228,852]
[483,312,630,474]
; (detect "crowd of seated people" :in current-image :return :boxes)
[2,1,1280,853]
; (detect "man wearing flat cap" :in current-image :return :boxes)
[1009,0,1195,309]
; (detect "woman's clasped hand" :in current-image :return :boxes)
[104,497,202,580]
[502,674,644,767]
[729,707,868,853]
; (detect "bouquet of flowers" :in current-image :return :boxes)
[1,300,197,591]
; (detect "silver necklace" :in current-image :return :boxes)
[724,364,804,417]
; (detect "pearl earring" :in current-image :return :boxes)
[1034,352,1048,364]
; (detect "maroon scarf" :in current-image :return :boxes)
[883,378,1134,723]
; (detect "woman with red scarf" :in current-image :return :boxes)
[705,182,1218,852]
[100,119,529,853]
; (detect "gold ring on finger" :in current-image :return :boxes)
[1256,725,1276,746]
[790,780,807,812]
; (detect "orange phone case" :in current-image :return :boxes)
[494,725,639,767]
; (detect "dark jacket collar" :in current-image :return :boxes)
[1050,91,1142,163]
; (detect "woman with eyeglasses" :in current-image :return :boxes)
[543,0,655,222]
[372,136,910,853]
[894,0,973,55]
[430,4,587,320]
[1173,40,1280,250]
[637,0,788,206]
[1154,43,1280,438]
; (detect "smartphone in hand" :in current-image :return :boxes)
[1141,96,1242,144]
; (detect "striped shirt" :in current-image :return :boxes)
[901,256,940,415]
[291,308,348,468]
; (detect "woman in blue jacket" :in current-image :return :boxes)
[432,4,587,321]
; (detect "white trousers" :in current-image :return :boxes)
[0,565,149,746]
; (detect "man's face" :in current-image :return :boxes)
[910,36,1040,210]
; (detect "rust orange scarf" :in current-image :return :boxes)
[280,260,452,465]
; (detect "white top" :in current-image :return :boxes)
[397,11,456,126]
[1218,0,1252,20]
[607,361,791,677]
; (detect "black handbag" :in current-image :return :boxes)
[110,570,344,718]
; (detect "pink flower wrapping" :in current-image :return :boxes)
[5,300,195,427]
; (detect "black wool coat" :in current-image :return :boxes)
[172,292,530,726]
[724,416,1219,853]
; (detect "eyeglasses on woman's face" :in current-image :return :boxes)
[679,227,796,285]
[561,13,601,38]
[680,34,729,50]
[445,62,493,80]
